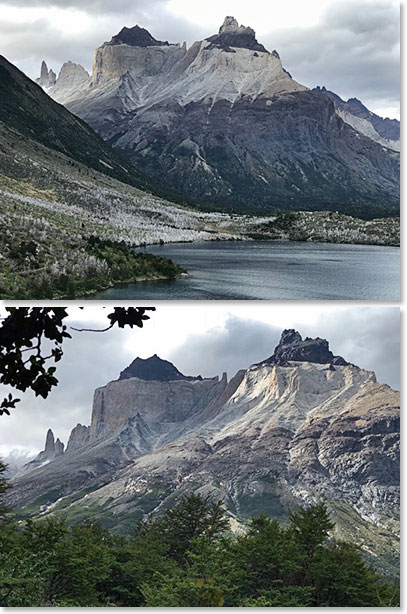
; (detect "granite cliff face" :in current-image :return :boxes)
[39,17,399,217]
[7,333,399,575]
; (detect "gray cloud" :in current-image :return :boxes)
[0,0,399,117]
[170,307,400,390]
[293,307,400,390]
[267,0,399,116]
[169,316,282,380]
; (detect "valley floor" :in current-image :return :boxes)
[0,123,400,299]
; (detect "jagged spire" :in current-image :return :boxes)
[45,428,55,453]
[55,438,65,457]
[40,60,48,81]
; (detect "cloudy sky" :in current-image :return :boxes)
[0,0,400,118]
[0,305,400,459]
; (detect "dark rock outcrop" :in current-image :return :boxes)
[118,354,201,382]
[206,16,268,53]
[260,329,348,366]
[108,25,170,47]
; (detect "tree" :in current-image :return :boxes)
[0,307,155,415]
[312,541,398,607]
[288,502,334,587]
[148,494,229,565]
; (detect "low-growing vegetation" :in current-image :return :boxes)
[0,197,186,299]
[0,471,399,608]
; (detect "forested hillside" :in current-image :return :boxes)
[0,461,399,607]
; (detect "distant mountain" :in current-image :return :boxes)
[314,86,400,151]
[7,331,400,577]
[40,17,400,217]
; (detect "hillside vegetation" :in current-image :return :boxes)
[0,482,399,607]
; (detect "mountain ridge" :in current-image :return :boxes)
[38,17,400,217]
[6,330,400,575]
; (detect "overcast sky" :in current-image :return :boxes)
[0,0,400,118]
[0,305,400,459]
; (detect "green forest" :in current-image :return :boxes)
[0,461,399,608]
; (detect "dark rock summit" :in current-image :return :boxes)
[108,25,170,48]
[118,354,201,382]
[261,329,349,366]
[206,16,268,53]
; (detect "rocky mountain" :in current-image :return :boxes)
[6,331,400,576]
[41,17,400,217]
[0,54,179,197]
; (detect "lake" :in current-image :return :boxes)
[92,240,400,300]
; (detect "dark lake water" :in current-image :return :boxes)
[93,241,400,300]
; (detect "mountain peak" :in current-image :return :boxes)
[118,355,201,382]
[260,329,349,366]
[108,25,170,48]
[206,16,269,53]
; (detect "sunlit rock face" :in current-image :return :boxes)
[39,17,399,215]
[8,331,399,575]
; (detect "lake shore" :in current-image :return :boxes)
[92,240,400,301]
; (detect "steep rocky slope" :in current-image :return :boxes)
[314,86,400,152]
[42,17,400,217]
[6,331,400,576]
[0,55,163,194]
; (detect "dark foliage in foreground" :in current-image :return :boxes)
[0,484,399,607]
